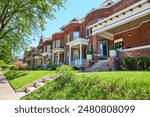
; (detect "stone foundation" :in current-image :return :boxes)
[108,57,119,70]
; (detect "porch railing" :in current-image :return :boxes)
[71,59,86,67]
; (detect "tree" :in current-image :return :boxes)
[0,0,66,63]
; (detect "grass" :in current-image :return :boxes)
[4,70,56,90]
[23,71,150,100]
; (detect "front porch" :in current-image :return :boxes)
[40,52,52,69]
[52,48,64,65]
[67,38,88,67]
[89,0,150,55]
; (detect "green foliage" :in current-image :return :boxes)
[48,64,57,70]
[9,65,18,70]
[36,66,43,70]
[4,70,25,80]
[109,45,116,50]
[86,51,93,55]
[137,57,150,70]
[23,72,150,100]
[57,65,75,80]
[0,0,66,62]
[124,57,135,70]
[72,66,80,70]
[5,70,56,90]
[0,60,7,67]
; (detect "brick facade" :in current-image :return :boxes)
[114,21,150,49]
[118,47,150,59]
[26,0,150,69]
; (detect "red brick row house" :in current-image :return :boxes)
[26,0,150,70]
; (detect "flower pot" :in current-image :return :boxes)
[109,50,117,57]
[87,54,92,60]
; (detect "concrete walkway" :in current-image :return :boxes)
[0,74,19,100]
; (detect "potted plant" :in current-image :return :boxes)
[109,45,117,57]
[86,51,93,60]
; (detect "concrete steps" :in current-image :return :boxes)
[85,60,109,72]
[15,74,58,99]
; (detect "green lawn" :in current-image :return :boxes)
[4,70,56,90]
[23,71,150,100]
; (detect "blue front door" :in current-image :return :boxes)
[99,42,107,57]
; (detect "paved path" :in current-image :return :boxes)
[0,74,19,100]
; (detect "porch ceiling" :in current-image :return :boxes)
[107,15,150,34]
[34,56,42,59]
[67,38,89,47]
[53,48,64,53]
[90,0,150,35]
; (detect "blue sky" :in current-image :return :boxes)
[30,0,118,48]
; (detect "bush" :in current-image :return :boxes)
[109,45,116,50]
[9,65,18,70]
[72,66,80,70]
[124,57,135,70]
[48,64,57,70]
[137,57,150,70]
[36,66,43,70]
[57,65,75,80]
[86,51,93,55]
[13,62,27,70]
[0,60,8,69]
[4,70,26,80]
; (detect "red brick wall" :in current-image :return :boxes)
[118,47,150,59]
[92,35,113,54]
[63,23,80,63]
[79,0,140,39]
[52,32,64,40]
[114,21,150,49]
[52,32,64,47]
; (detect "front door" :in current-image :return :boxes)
[99,41,107,57]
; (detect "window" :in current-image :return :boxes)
[66,34,70,43]
[66,51,69,62]
[73,31,79,40]
[53,41,55,49]
[47,45,51,52]
[39,49,42,54]
[86,28,92,37]
[73,50,79,60]
[53,40,61,48]
[56,40,61,48]
[89,43,93,51]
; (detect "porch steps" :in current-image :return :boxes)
[85,60,109,72]
[15,74,59,99]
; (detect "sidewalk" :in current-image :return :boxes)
[0,74,19,100]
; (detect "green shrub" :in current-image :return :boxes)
[36,66,43,70]
[86,51,93,55]
[9,65,18,70]
[57,65,75,80]
[72,66,80,70]
[0,60,8,69]
[4,70,25,80]
[48,64,57,70]
[137,57,150,70]
[124,57,135,70]
[109,45,116,50]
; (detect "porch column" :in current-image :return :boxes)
[34,59,36,68]
[80,43,83,66]
[69,46,71,65]
[58,51,60,64]
[52,52,54,64]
